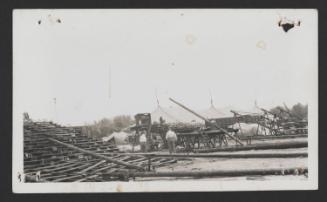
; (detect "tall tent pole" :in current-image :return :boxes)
[209,89,213,107]
[155,88,159,107]
[108,66,111,99]
[53,98,56,122]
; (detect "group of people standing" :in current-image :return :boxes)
[138,127,177,154]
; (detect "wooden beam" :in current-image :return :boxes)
[74,174,99,182]
[48,138,144,170]
[195,141,308,153]
[106,167,308,178]
[52,174,84,182]
[117,152,308,159]
[78,160,106,173]
[236,134,307,140]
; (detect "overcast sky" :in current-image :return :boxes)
[13,9,317,125]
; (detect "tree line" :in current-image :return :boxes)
[81,115,134,138]
[269,103,308,120]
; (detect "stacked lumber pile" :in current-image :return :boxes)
[23,121,177,182]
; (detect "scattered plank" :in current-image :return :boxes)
[48,137,144,170]
[119,152,308,159]
[106,167,308,179]
[194,141,308,153]
[78,160,106,173]
[236,134,307,140]
[74,174,99,182]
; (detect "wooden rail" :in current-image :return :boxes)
[195,141,308,153]
[48,138,144,170]
[105,167,308,179]
[236,134,308,140]
[115,152,308,159]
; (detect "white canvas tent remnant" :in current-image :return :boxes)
[151,105,181,123]
[102,131,130,145]
[199,104,226,119]
[149,102,272,136]
[102,134,114,142]
[151,105,203,124]
[151,101,264,124]
[169,106,203,123]
[234,102,265,117]
[218,106,240,117]
[231,103,267,136]
[102,132,140,152]
[151,104,229,124]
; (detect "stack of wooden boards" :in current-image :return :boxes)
[23,121,177,182]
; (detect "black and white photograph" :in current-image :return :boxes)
[12,9,318,192]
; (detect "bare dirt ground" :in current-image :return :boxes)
[157,154,307,172]
[134,174,308,182]
[136,147,308,181]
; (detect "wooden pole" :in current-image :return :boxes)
[236,134,307,141]
[105,167,307,178]
[48,138,144,170]
[169,98,243,146]
[115,152,308,159]
[78,160,106,173]
[195,140,307,153]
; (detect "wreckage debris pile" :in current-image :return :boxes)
[23,121,177,182]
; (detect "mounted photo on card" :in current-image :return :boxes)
[12,9,318,192]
